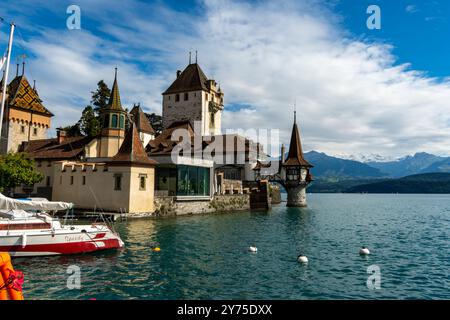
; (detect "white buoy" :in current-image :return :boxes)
[249,246,258,252]
[297,255,308,263]
[359,247,370,255]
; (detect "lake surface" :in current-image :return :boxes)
[14,194,450,300]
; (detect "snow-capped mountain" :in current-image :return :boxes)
[330,153,398,163]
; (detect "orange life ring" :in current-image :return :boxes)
[0,252,24,300]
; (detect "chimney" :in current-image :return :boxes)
[56,128,67,144]
[281,144,286,164]
[176,70,182,78]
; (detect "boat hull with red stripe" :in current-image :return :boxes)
[0,213,124,257]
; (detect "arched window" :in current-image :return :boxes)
[104,114,110,127]
[111,114,118,128]
[119,115,125,129]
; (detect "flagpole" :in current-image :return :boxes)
[0,22,15,150]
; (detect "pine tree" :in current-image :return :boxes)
[91,80,111,112]
[66,81,111,137]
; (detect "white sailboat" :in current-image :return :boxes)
[0,193,124,257]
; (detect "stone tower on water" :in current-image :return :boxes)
[282,112,313,207]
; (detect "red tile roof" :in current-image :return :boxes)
[108,123,156,166]
[130,105,155,135]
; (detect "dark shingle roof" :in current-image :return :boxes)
[283,121,312,167]
[162,63,209,95]
[22,136,93,160]
[148,121,194,155]
[130,105,155,135]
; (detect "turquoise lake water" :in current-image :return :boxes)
[13,194,450,300]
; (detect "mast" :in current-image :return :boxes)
[0,23,15,144]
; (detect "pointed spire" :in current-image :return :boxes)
[195,50,198,64]
[22,62,25,76]
[283,110,312,168]
[33,80,36,90]
[189,51,192,65]
[107,67,123,110]
[16,64,19,77]
[294,100,297,124]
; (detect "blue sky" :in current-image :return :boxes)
[335,0,450,78]
[1,0,450,158]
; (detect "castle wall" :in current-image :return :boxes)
[163,90,203,130]
[51,161,155,214]
[1,108,51,154]
[98,134,124,158]
[154,194,250,216]
[162,88,223,137]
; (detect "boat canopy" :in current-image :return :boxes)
[0,193,73,211]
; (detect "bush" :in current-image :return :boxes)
[0,153,44,193]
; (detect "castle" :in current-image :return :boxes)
[1,59,312,213]
[0,64,53,154]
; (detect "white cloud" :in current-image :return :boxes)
[2,0,450,158]
[406,5,419,14]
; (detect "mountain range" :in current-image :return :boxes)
[304,151,450,179]
[346,173,450,194]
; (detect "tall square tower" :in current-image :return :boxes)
[162,63,224,137]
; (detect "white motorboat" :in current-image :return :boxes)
[0,193,124,257]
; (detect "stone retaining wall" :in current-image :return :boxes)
[154,194,250,216]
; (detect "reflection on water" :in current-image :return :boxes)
[14,194,450,300]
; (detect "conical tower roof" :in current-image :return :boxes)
[109,122,157,166]
[283,112,312,167]
[106,68,123,111]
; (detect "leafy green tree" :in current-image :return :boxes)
[61,124,82,137]
[0,153,44,193]
[146,113,163,135]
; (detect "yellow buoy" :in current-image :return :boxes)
[152,247,161,252]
